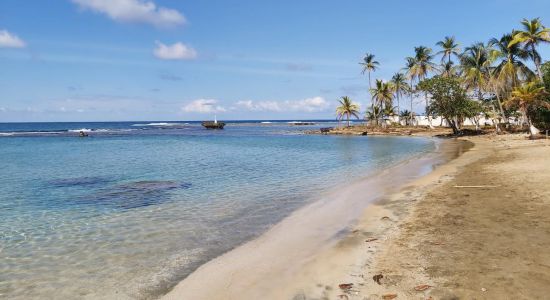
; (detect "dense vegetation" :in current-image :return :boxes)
[336,18,550,136]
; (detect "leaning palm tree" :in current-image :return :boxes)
[509,18,550,80]
[504,81,550,137]
[390,72,410,118]
[336,96,361,127]
[436,36,461,64]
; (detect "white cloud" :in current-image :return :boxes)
[71,0,185,27]
[182,99,226,113]
[154,41,197,60]
[0,30,26,48]
[236,96,329,113]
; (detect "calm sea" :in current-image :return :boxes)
[0,121,435,299]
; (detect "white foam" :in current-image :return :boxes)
[68,128,93,133]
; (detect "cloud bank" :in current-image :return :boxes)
[182,99,226,113]
[0,30,26,48]
[154,41,197,60]
[236,96,329,113]
[71,0,185,27]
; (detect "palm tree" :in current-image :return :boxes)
[491,33,533,88]
[436,36,461,65]
[371,80,394,110]
[359,53,380,90]
[365,106,382,125]
[412,46,437,127]
[370,80,394,126]
[509,18,550,80]
[460,42,493,100]
[336,96,361,127]
[390,72,410,118]
[504,81,550,137]
[404,56,417,122]
[489,33,534,121]
[441,61,458,77]
[412,46,437,82]
[400,110,415,126]
[360,53,380,112]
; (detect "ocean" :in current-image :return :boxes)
[0,121,435,299]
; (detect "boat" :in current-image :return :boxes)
[202,115,225,129]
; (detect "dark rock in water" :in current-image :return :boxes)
[49,176,112,188]
[79,180,192,209]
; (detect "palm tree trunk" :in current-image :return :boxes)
[347,113,350,127]
[532,45,544,81]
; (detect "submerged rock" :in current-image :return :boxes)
[78,180,192,209]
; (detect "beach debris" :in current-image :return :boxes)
[365,238,378,242]
[352,229,360,233]
[339,283,353,291]
[414,284,431,291]
[453,185,499,188]
[373,274,384,285]
[337,295,349,300]
[481,287,487,292]
[381,216,391,220]
[382,293,398,299]
[428,241,445,245]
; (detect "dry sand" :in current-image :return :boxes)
[162,134,550,300]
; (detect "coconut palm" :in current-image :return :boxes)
[436,36,461,64]
[400,110,415,126]
[411,46,437,127]
[489,33,534,120]
[370,80,394,126]
[490,33,534,89]
[504,81,550,137]
[404,56,418,120]
[509,18,550,80]
[359,53,380,90]
[371,80,394,110]
[390,72,410,118]
[441,61,458,77]
[365,106,382,125]
[459,42,493,100]
[336,96,361,127]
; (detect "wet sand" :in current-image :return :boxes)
[162,138,469,300]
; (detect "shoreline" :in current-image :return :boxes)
[161,136,470,300]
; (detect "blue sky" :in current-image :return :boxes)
[1,0,550,122]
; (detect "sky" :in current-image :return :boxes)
[1,0,550,122]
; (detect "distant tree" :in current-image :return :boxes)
[336,96,360,127]
[418,76,483,134]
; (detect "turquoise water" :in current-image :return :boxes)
[0,121,435,299]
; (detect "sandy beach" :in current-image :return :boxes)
[162,133,550,300]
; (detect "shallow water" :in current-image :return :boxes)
[0,121,435,299]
